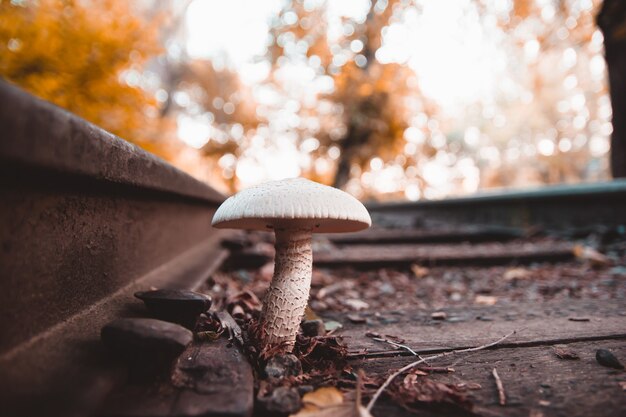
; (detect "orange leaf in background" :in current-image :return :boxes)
[290,386,373,417]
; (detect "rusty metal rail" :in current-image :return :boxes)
[0,81,226,353]
[367,180,626,231]
[0,81,231,416]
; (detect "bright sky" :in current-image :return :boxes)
[185,0,503,108]
[186,0,282,67]
[379,0,507,110]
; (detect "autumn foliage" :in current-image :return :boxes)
[0,0,617,198]
[0,0,165,154]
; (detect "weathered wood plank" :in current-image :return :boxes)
[326,226,523,245]
[100,338,253,417]
[332,301,626,356]
[353,339,626,417]
[313,242,574,267]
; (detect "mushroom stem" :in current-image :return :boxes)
[260,228,313,351]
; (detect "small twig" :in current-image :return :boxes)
[366,330,517,412]
[492,367,506,406]
[372,337,430,364]
[417,366,454,373]
[372,337,417,355]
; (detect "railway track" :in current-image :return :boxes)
[1,82,625,416]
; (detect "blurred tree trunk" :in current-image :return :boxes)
[333,122,368,189]
[332,145,355,190]
[597,0,626,178]
[332,7,378,190]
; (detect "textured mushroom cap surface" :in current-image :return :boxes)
[212,178,371,233]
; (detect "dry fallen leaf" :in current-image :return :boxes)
[573,245,611,266]
[347,314,367,323]
[214,311,244,345]
[290,386,373,417]
[411,264,430,278]
[391,373,473,411]
[474,295,498,306]
[431,311,447,320]
[503,267,531,281]
[304,306,321,321]
[344,298,370,310]
[553,346,580,360]
[324,320,343,332]
[411,369,429,376]
[231,304,245,318]
[227,290,262,314]
[317,282,351,299]
[301,387,344,408]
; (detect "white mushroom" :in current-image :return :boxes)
[212,178,371,351]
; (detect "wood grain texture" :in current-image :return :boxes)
[314,241,574,267]
[354,339,626,417]
[326,226,523,245]
[333,300,626,356]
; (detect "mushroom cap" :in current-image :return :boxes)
[212,178,371,233]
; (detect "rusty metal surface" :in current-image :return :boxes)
[0,233,230,417]
[0,80,224,204]
[0,82,235,417]
[0,83,227,354]
[100,338,254,417]
[367,180,626,230]
[0,162,219,353]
